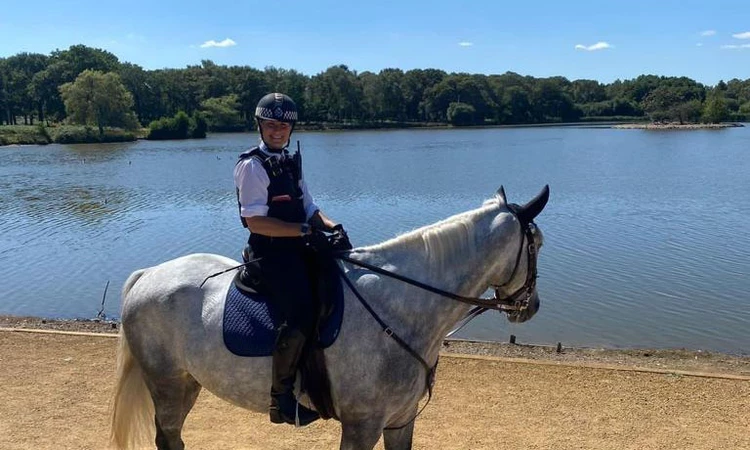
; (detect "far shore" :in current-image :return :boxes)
[1,314,748,376]
[612,122,745,130]
[0,118,745,147]
[1,120,745,147]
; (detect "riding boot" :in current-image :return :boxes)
[269,325,320,426]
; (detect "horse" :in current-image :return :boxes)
[110,185,549,450]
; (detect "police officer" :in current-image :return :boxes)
[233,93,348,426]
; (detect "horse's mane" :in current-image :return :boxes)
[360,197,500,272]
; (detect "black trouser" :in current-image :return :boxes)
[250,236,317,337]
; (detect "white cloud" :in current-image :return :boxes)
[458,41,473,47]
[721,43,750,49]
[700,30,716,36]
[200,38,237,48]
[574,41,612,51]
[732,31,750,39]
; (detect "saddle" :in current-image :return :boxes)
[222,246,344,420]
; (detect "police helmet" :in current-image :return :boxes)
[254,93,298,124]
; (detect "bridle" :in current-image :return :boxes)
[489,219,539,314]
[335,215,539,316]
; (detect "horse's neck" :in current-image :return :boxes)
[353,209,500,358]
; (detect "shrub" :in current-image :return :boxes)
[147,111,208,140]
[191,111,208,138]
[49,125,136,144]
[0,125,51,145]
[447,102,477,126]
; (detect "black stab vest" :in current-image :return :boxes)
[236,147,307,230]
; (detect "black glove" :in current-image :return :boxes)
[330,224,353,251]
[305,230,333,254]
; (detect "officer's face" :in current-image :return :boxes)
[259,120,292,149]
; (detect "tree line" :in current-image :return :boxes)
[2,44,749,130]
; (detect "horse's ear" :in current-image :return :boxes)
[516,185,550,224]
[495,185,507,205]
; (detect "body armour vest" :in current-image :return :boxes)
[236,147,307,227]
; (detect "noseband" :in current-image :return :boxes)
[490,220,538,313]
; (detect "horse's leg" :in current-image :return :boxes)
[383,421,415,450]
[149,375,202,450]
[339,421,384,450]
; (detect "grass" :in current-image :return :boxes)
[0,125,50,145]
[0,125,141,146]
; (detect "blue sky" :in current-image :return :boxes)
[2,0,748,85]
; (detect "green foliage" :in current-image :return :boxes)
[731,102,750,121]
[4,44,750,131]
[191,111,208,138]
[702,94,730,123]
[447,102,477,125]
[59,70,139,134]
[0,125,51,145]
[146,110,206,140]
[0,124,136,145]
[200,94,245,131]
[49,125,135,143]
[579,98,642,118]
[672,100,704,124]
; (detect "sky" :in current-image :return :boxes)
[1,0,748,85]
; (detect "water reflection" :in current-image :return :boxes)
[1,128,749,354]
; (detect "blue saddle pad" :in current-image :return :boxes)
[222,283,344,357]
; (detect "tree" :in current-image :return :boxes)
[306,65,363,121]
[200,94,245,131]
[702,93,729,123]
[530,78,579,122]
[2,53,49,124]
[59,70,139,135]
[447,102,476,125]
[672,100,703,124]
[571,79,607,104]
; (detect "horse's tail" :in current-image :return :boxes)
[110,270,155,450]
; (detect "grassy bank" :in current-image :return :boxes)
[0,125,142,146]
[0,125,51,145]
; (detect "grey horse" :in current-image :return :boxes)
[110,185,549,450]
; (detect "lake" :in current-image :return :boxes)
[1,126,749,354]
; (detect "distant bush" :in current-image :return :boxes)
[191,111,208,138]
[447,102,477,126]
[49,125,136,144]
[0,125,51,145]
[147,111,207,140]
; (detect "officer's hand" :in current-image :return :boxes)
[330,225,353,251]
[305,230,333,253]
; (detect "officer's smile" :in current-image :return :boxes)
[260,120,293,149]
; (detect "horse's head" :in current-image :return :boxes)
[485,185,549,323]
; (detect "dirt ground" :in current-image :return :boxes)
[0,319,749,450]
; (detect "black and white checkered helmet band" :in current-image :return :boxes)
[255,106,298,122]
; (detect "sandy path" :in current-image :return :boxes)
[0,330,748,450]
